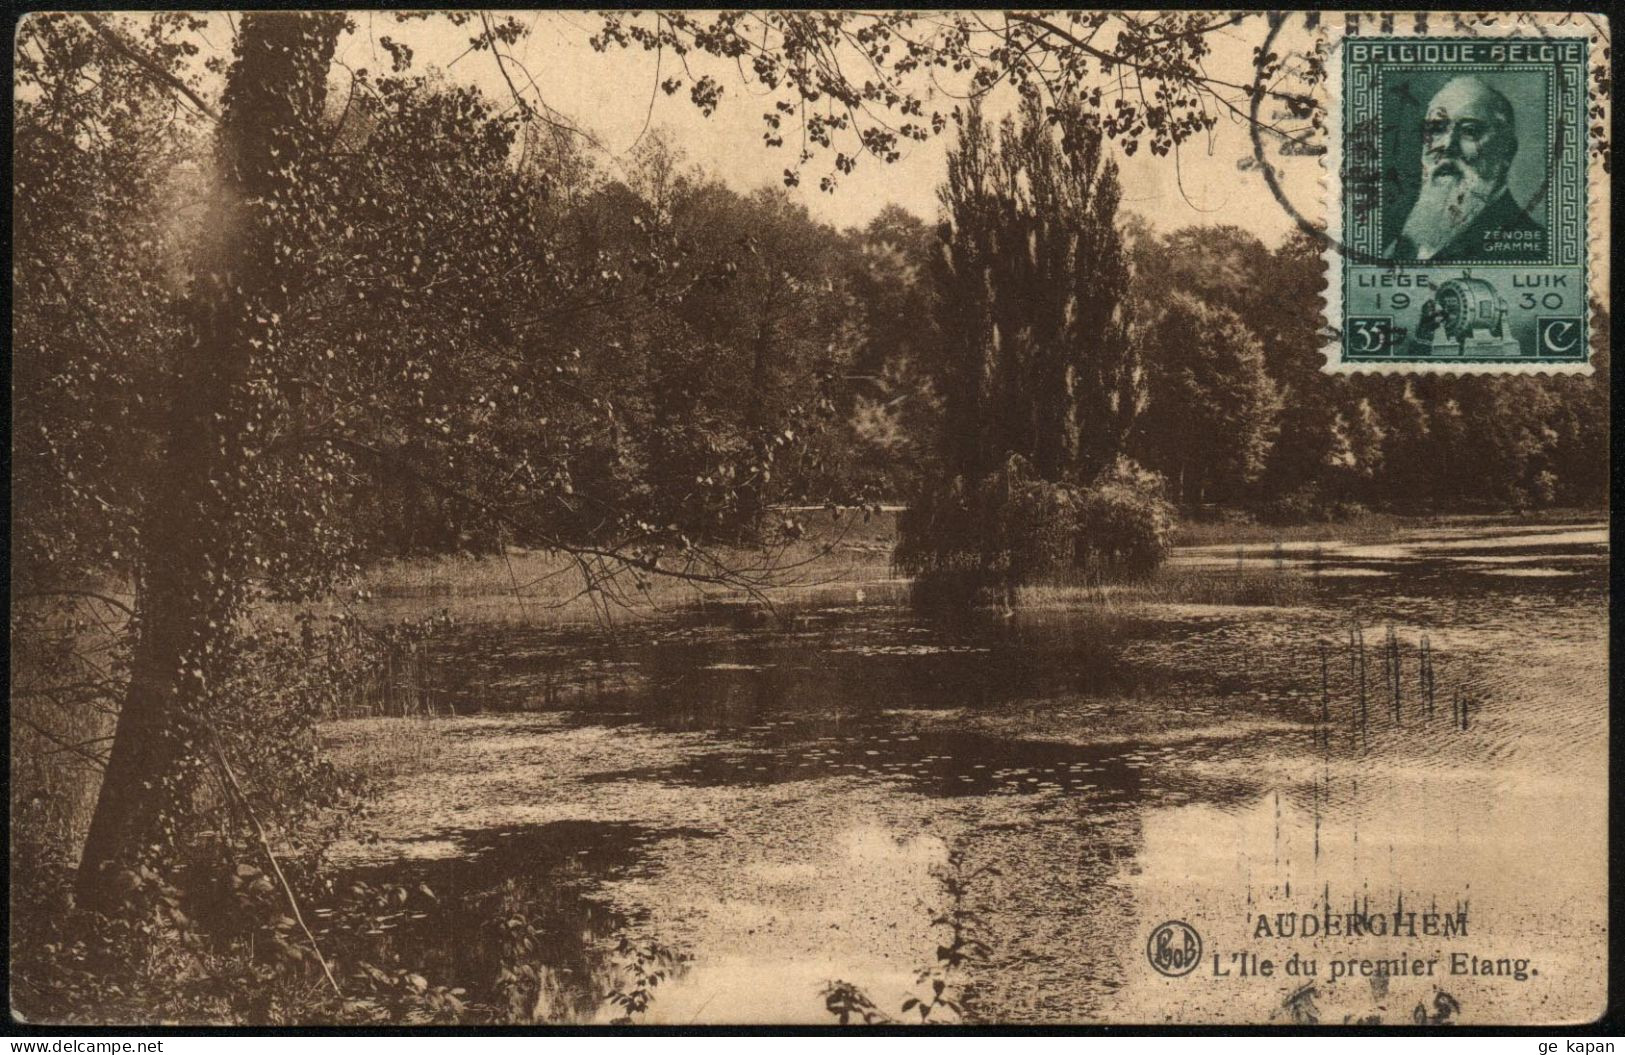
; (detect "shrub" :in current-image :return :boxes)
[8,599,468,1025]
[1258,484,1334,525]
[1532,470,1560,507]
[1075,457,1175,581]
[896,455,1079,590]
[899,455,1174,595]
[1258,483,1372,525]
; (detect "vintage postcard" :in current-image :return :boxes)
[8,9,1612,1031]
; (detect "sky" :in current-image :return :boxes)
[302,11,1322,244]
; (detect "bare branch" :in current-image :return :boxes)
[15,588,136,620]
[80,14,220,122]
[15,713,110,769]
[210,734,342,996]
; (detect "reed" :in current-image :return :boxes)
[1452,686,1475,731]
[1355,623,1368,748]
[1318,623,1477,750]
[1313,637,1326,738]
[322,714,451,782]
[1173,512,1408,548]
[338,639,446,719]
[1418,634,1437,717]
[1383,624,1402,725]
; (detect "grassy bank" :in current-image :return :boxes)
[1172,507,1603,548]
[1017,565,1315,611]
[337,506,1606,627]
[342,509,901,627]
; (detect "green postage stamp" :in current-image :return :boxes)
[1325,26,1597,373]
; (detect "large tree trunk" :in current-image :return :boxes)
[75,13,344,911]
[75,494,235,907]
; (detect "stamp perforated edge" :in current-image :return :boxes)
[1319,13,1606,376]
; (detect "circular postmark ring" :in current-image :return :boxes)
[1247,13,1574,268]
[1146,919,1203,978]
[1249,13,1335,254]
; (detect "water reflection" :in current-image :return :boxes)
[425,606,1178,723]
[328,821,710,1023]
[330,520,1607,1024]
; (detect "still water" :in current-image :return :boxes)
[323,521,1608,1025]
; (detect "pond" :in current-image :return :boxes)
[322,520,1608,1025]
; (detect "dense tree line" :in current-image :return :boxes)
[13,12,1606,922]
[1125,225,1610,516]
[11,13,939,910]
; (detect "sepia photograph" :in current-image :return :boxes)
[8,9,1613,1030]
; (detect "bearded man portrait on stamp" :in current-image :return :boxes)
[1334,33,1591,368]
[1386,76,1547,262]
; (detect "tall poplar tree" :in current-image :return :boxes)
[931,96,1142,486]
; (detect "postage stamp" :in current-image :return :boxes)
[1324,27,1596,373]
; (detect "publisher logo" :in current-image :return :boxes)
[1147,920,1202,977]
